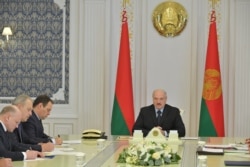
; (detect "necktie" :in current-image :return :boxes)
[157,110,162,125]
[18,124,23,143]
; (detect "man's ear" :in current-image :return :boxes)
[38,103,43,108]
[5,113,11,121]
[16,103,22,109]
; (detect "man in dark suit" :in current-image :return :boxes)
[133,89,185,137]
[8,94,54,152]
[0,105,43,161]
[22,95,62,145]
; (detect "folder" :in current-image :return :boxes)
[197,146,224,155]
[224,161,250,166]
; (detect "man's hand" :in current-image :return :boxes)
[55,136,63,145]
[37,152,45,158]
[26,150,41,160]
[155,126,165,136]
[0,158,13,167]
[41,142,54,152]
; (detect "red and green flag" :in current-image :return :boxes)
[111,9,134,135]
[198,10,225,137]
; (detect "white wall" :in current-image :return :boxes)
[40,0,250,137]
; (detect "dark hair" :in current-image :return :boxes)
[33,95,54,107]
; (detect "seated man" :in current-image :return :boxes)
[0,105,43,161]
[22,95,62,145]
[8,94,54,152]
[132,89,185,137]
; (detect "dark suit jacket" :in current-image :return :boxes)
[22,111,52,143]
[7,124,42,151]
[0,123,24,161]
[132,104,186,137]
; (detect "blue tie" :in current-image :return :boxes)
[157,110,162,125]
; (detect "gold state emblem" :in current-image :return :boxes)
[152,1,188,37]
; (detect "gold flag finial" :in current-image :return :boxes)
[210,0,220,9]
[123,0,130,8]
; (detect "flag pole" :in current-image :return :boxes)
[123,0,130,9]
[212,0,215,9]
[211,0,219,9]
[123,0,126,8]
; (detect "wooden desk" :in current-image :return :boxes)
[12,136,249,167]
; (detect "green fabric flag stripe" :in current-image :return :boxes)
[199,98,217,136]
[111,96,130,135]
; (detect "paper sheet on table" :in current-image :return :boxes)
[181,137,199,140]
[63,139,82,144]
[224,150,249,154]
[25,158,48,161]
[229,143,249,150]
[25,155,56,161]
[55,147,75,151]
[45,148,83,156]
[205,144,232,149]
[234,154,250,158]
[202,147,224,153]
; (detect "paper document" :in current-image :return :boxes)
[205,144,232,149]
[63,139,82,144]
[202,147,224,153]
[45,149,84,156]
[55,147,74,151]
[180,137,199,140]
[229,143,249,150]
[224,150,249,154]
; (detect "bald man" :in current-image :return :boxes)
[132,89,186,137]
[0,105,43,161]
